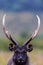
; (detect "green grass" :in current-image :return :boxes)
[0,38,10,51]
[0,37,43,51]
[32,38,43,49]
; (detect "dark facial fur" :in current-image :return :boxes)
[13,46,27,64]
[9,44,33,65]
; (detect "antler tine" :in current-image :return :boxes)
[2,14,18,46]
[23,15,40,46]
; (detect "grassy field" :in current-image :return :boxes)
[0,49,43,65]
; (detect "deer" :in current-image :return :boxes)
[2,14,40,65]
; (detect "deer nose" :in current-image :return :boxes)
[18,56,23,62]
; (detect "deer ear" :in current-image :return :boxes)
[27,44,33,52]
[9,43,16,51]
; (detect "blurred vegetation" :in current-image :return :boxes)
[19,32,28,38]
[0,36,43,51]
[0,38,10,51]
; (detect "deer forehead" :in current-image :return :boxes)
[15,47,26,52]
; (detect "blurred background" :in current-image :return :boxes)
[0,0,43,65]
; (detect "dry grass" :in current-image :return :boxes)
[29,49,43,65]
[0,49,43,65]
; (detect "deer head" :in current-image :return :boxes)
[2,14,40,65]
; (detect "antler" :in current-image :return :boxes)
[2,14,18,46]
[23,15,40,46]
